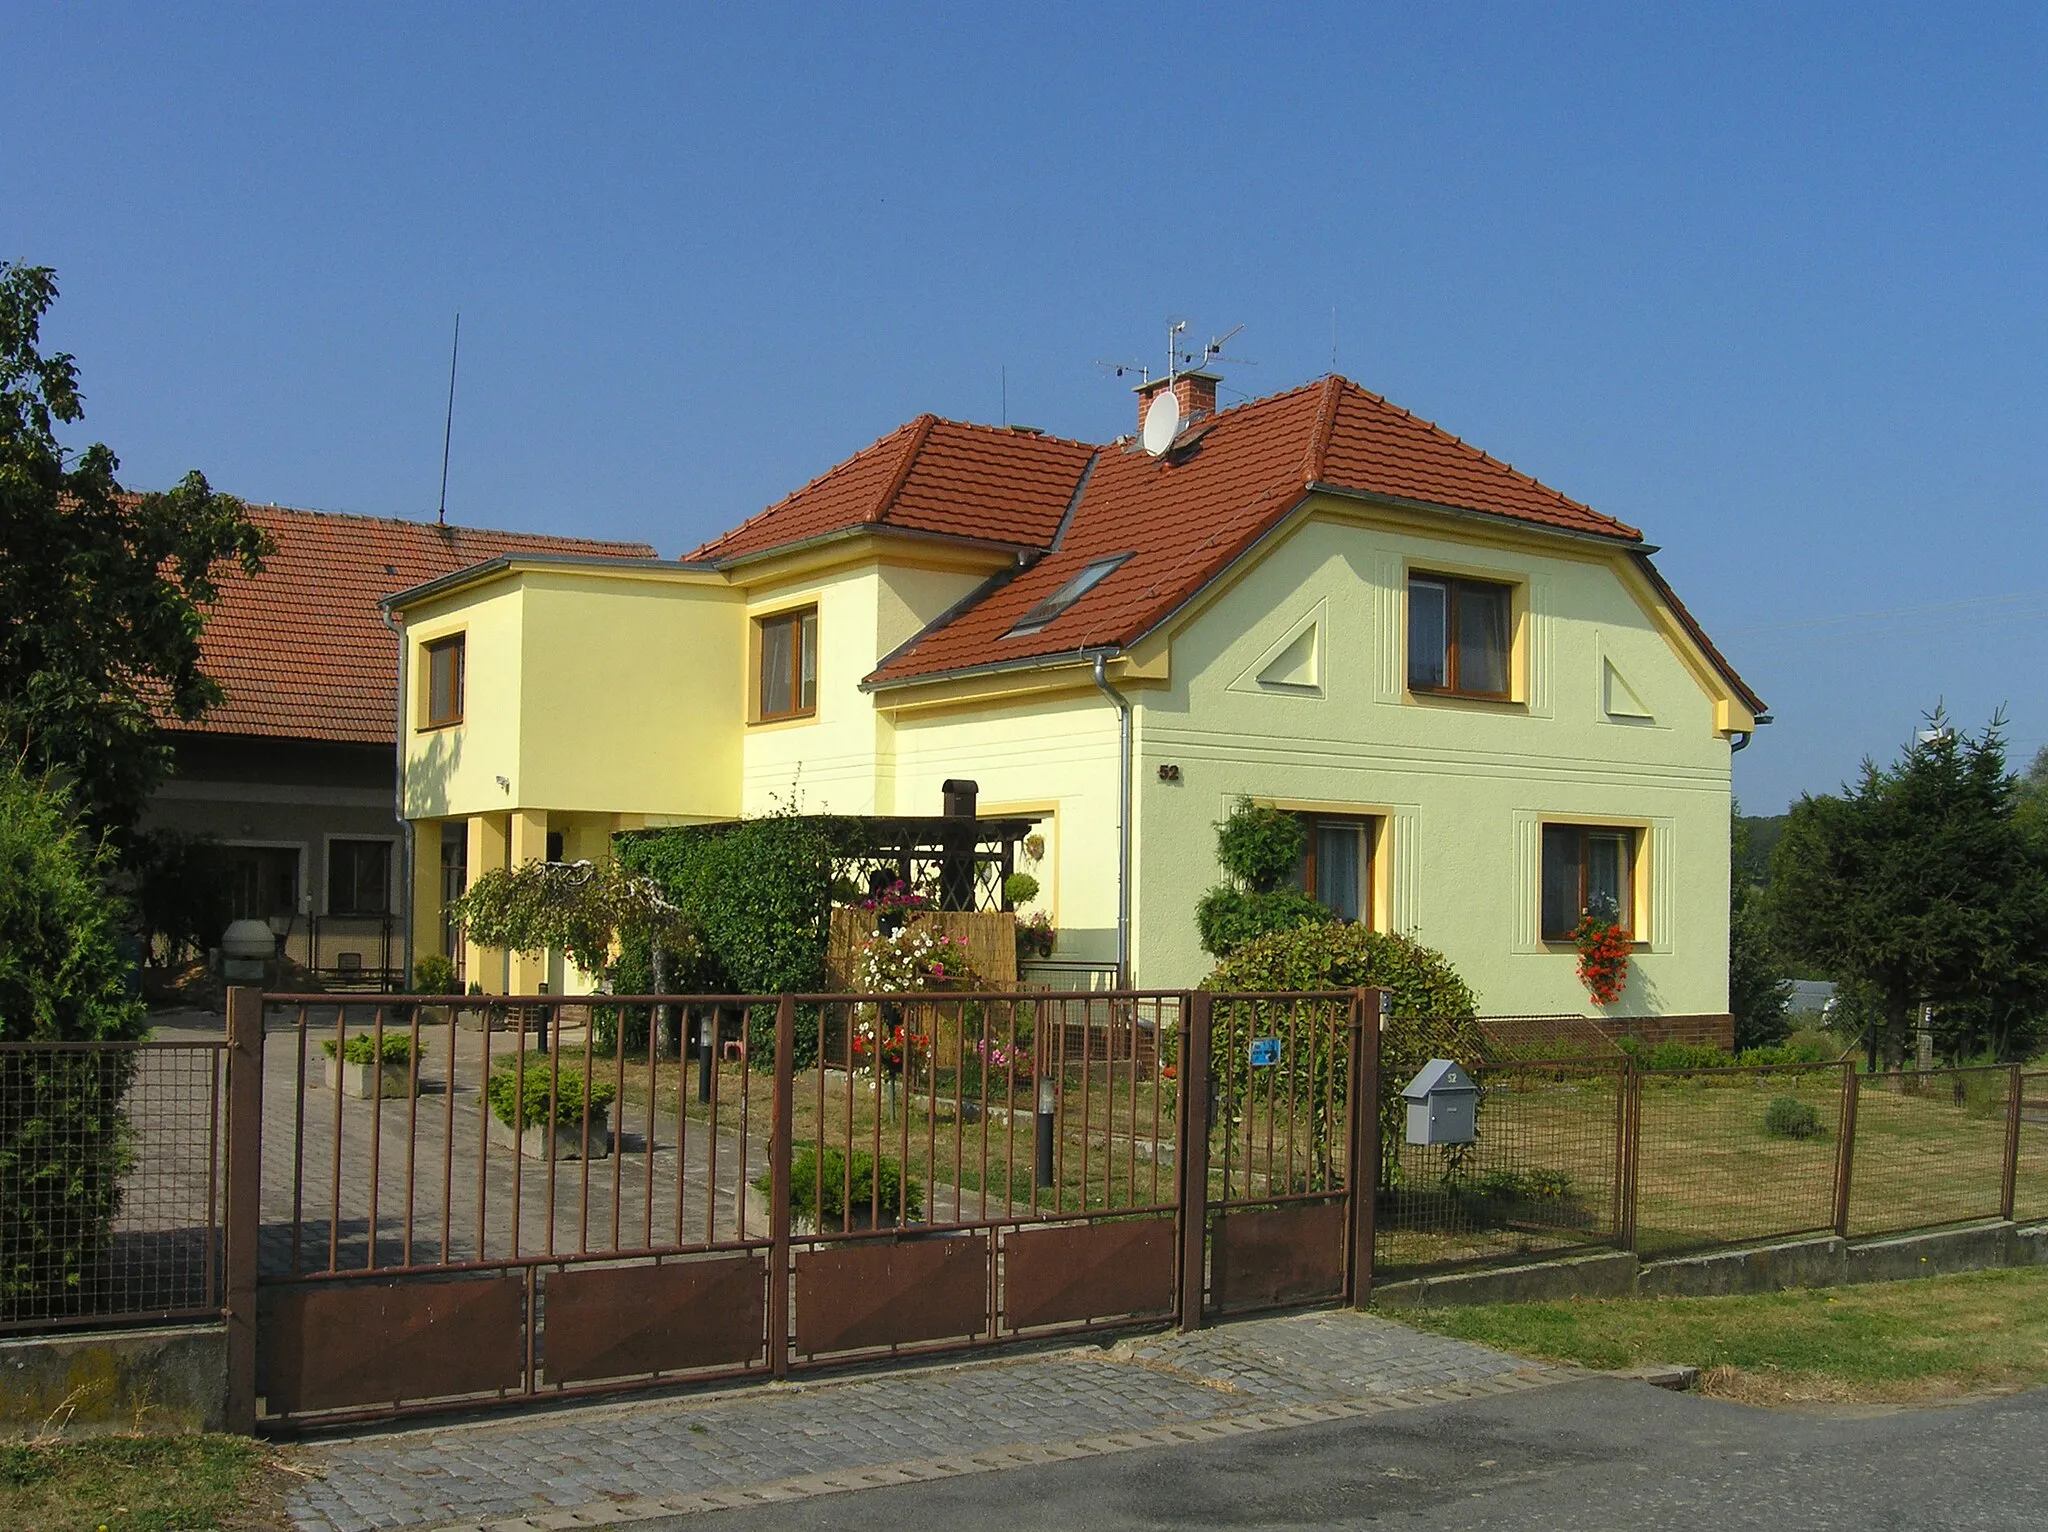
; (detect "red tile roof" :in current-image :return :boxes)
[688,416,1097,561]
[168,503,654,746]
[863,377,1693,690]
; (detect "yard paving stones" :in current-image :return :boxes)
[284,1308,1564,1532]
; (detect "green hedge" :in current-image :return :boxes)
[320,1034,418,1066]
[1195,887,1334,959]
[0,767,146,1318]
[484,1066,616,1131]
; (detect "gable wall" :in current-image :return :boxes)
[1132,505,1735,1015]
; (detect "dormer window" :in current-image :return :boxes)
[1006,554,1132,637]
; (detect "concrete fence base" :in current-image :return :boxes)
[0,1324,226,1437]
[1375,1220,2048,1309]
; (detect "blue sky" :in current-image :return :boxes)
[8,4,2048,811]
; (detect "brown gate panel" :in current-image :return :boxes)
[794,1234,989,1356]
[262,1275,525,1415]
[1210,1201,1346,1312]
[544,1255,766,1385]
[1004,1217,1175,1331]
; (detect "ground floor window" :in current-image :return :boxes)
[1541,824,1635,941]
[327,839,393,915]
[227,846,299,921]
[1296,815,1376,925]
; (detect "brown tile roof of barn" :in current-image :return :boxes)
[169,503,654,746]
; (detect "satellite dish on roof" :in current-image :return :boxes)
[1141,389,1181,457]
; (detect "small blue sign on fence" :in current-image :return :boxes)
[1248,1037,1282,1068]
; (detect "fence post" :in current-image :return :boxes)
[1345,989,1384,1309]
[1620,1066,1642,1252]
[1177,990,1212,1333]
[768,994,795,1379]
[223,986,264,1435]
[2002,1063,2023,1224]
[1833,1062,1860,1239]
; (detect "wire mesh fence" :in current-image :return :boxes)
[1630,1063,1847,1258]
[2016,1072,2048,1227]
[1846,1066,2016,1238]
[1375,1062,1624,1275]
[0,1041,225,1332]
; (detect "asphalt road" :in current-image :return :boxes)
[660,1377,2048,1531]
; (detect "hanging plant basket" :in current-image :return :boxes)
[1573,915,1632,1005]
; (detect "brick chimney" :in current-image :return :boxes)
[1134,370,1220,433]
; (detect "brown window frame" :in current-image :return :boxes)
[1540,823,1637,942]
[1296,813,1377,927]
[755,606,819,723]
[422,634,466,728]
[1408,574,1514,701]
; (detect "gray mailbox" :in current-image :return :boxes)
[1401,1058,1478,1146]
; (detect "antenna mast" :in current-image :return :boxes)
[436,313,461,526]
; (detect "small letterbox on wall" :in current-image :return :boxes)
[1401,1058,1478,1146]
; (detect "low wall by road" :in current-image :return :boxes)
[1374,1219,2048,1308]
[0,1324,226,1436]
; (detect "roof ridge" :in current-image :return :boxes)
[870,413,938,525]
[1302,374,1344,485]
[1329,380,1635,535]
[925,415,1099,452]
[688,416,927,557]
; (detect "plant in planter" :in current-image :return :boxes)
[412,953,460,996]
[484,1065,617,1159]
[320,1033,420,1099]
[1014,910,1056,963]
[1573,912,1633,1005]
[759,1144,923,1230]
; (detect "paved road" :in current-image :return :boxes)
[663,1377,2048,1532]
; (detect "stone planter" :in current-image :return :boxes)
[323,1056,414,1100]
[488,1107,612,1160]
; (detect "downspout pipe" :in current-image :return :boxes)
[1091,655,1132,985]
[381,606,414,992]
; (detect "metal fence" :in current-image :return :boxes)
[1377,1061,1625,1273]
[1847,1065,2019,1238]
[0,1039,225,1333]
[2018,1072,2048,1227]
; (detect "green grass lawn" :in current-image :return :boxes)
[0,1433,294,1532]
[1398,1265,2048,1405]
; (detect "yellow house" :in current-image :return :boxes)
[384,373,1764,1025]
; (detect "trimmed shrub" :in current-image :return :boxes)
[1002,872,1040,908]
[765,1144,923,1225]
[1204,923,1480,1185]
[1763,1095,1823,1140]
[1195,887,1335,959]
[411,953,460,995]
[321,1034,418,1067]
[1213,797,1305,892]
[0,767,147,1319]
[484,1066,616,1131]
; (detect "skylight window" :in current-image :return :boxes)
[1006,554,1132,637]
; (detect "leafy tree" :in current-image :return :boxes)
[1769,710,2048,1067]
[0,263,268,838]
[1728,806,1790,1050]
[447,856,699,979]
[1195,796,1334,957]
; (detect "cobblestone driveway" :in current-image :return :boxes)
[287,1309,1565,1532]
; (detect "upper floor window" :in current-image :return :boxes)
[328,839,393,916]
[1296,814,1375,925]
[1541,824,1635,941]
[423,634,465,727]
[757,606,818,721]
[1409,575,1511,699]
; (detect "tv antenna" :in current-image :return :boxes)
[436,313,460,526]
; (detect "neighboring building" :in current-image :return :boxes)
[141,503,654,985]
[385,374,1765,1022]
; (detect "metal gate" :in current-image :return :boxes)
[230,985,1377,1430]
